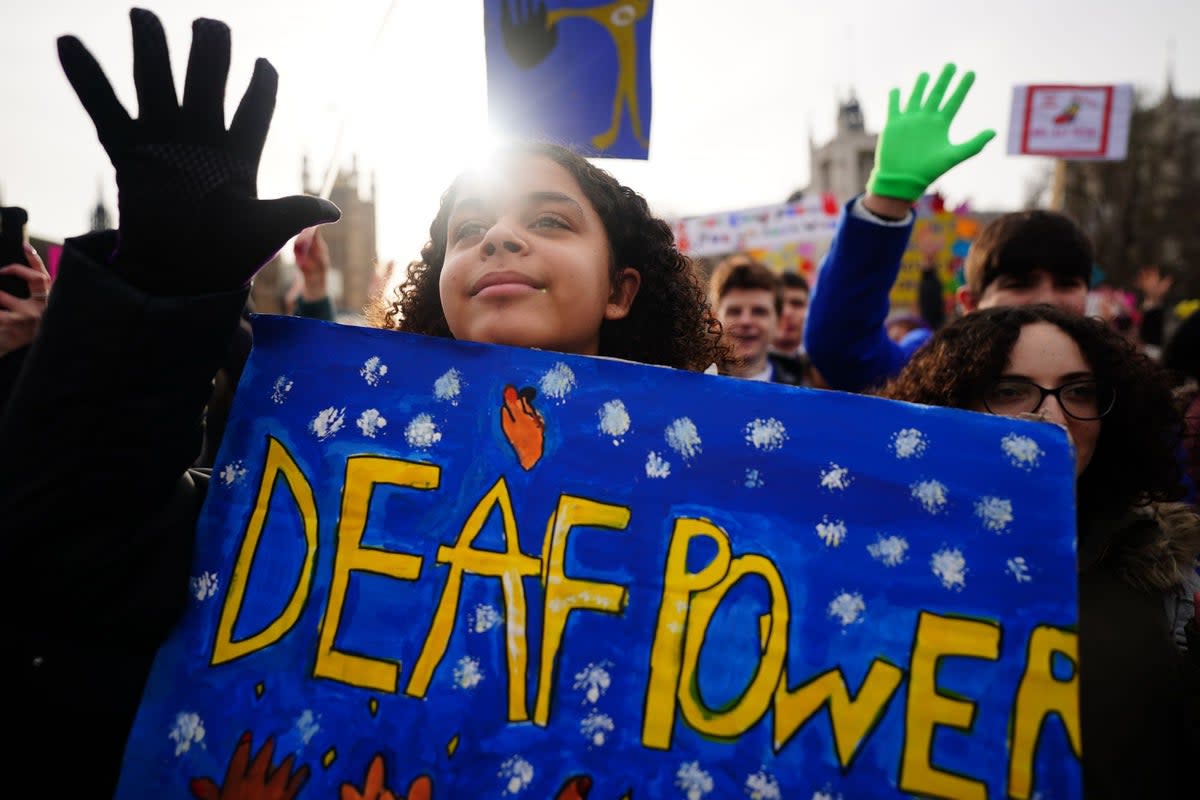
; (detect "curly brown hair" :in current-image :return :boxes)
[880,305,1185,514]
[365,142,725,372]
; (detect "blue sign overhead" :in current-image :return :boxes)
[485,0,654,160]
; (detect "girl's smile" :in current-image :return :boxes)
[471,270,545,297]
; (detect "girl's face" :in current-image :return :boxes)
[972,321,1102,477]
[439,154,640,355]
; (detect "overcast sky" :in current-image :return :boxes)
[5,0,1198,266]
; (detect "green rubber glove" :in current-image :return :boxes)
[866,63,996,202]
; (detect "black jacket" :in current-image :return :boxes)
[0,344,27,415]
[767,351,811,387]
[1077,502,1200,797]
[0,233,247,797]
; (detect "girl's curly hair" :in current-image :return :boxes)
[880,304,1185,514]
[366,141,725,372]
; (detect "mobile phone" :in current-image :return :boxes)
[0,206,31,298]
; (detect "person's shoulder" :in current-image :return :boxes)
[1093,502,1200,594]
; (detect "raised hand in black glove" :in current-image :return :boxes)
[57,8,340,295]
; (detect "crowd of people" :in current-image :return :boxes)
[1,8,1197,798]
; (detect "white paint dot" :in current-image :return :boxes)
[911,479,949,514]
[975,496,1014,532]
[827,591,866,626]
[434,368,463,404]
[891,428,927,459]
[540,363,576,402]
[1001,433,1043,470]
[744,417,787,451]
[867,534,909,566]
[645,450,671,478]
[357,408,388,438]
[360,356,389,386]
[665,417,702,460]
[310,407,346,441]
[932,547,968,590]
[405,413,442,448]
[598,399,631,441]
[816,516,847,547]
[819,463,852,491]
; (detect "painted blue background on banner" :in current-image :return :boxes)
[485,0,653,159]
[117,315,1081,799]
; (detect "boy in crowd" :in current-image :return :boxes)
[709,255,812,386]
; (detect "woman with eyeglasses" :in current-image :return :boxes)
[881,303,1200,796]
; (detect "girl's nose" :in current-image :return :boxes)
[480,222,528,257]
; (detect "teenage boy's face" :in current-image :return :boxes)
[969,269,1088,315]
[440,155,639,355]
[717,287,778,368]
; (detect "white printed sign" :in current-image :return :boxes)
[1007,84,1133,160]
[670,196,841,258]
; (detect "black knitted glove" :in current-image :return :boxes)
[57,8,340,295]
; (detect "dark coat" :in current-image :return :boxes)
[0,233,245,798]
[1078,501,1200,797]
[0,344,27,415]
[766,351,812,387]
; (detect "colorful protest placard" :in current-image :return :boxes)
[116,316,1082,799]
[1007,84,1134,160]
[887,195,984,315]
[484,0,653,160]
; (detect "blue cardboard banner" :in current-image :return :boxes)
[484,0,653,159]
[118,315,1082,799]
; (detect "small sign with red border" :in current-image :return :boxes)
[1007,84,1133,160]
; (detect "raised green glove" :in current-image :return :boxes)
[866,63,996,203]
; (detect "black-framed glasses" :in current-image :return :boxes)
[982,378,1115,421]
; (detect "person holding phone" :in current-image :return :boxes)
[0,206,52,410]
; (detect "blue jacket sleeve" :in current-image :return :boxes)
[803,197,923,392]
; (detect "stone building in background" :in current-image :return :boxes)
[797,95,879,205]
[248,253,287,315]
[303,154,379,322]
[89,186,112,233]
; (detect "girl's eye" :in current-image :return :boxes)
[988,381,1035,404]
[452,221,488,242]
[531,215,568,230]
[1062,383,1098,401]
[997,275,1033,289]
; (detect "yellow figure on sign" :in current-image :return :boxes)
[500,0,651,152]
